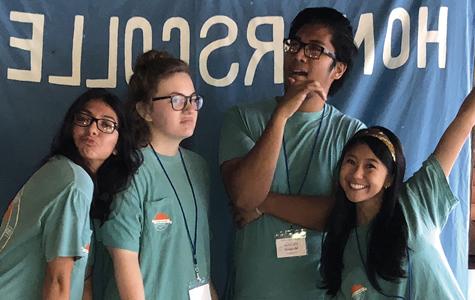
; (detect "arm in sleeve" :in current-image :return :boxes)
[402,156,459,234]
[42,185,92,262]
[100,180,143,252]
[219,106,289,211]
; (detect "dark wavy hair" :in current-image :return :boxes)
[320,126,408,295]
[49,88,142,223]
[127,49,190,147]
[288,7,358,96]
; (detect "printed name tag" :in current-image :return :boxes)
[275,236,307,258]
[189,283,211,300]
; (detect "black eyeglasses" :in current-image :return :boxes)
[283,38,336,61]
[73,112,118,134]
[151,93,204,111]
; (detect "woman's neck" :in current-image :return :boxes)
[149,135,181,156]
[355,198,382,225]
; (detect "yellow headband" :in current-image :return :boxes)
[363,131,396,162]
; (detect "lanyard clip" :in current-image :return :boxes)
[194,264,202,282]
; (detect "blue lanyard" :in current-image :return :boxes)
[283,104,326,195]
[149,144,201,280]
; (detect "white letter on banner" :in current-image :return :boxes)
[245,16,284,86]
[7,11,44,82]
[199,16,238,87]
[417,7,447,69]
[124,17,152,83]
[163,17,190,64]
[48,15,84,86]
[86,17,119,88]
[383,8,410,69]
[354,13,375,75]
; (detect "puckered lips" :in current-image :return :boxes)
[80,136,98,147]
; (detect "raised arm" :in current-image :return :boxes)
[434,88,475,176]
[221,79,327,211]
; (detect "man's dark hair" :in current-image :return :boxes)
[289,7,358,96]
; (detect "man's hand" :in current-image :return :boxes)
[233,206,263,228]
[276,78,327,120]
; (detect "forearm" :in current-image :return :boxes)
[259,192,334,230]
[82,277,92,300]
[434,88,475,175]
[223,113,288,210]
[109,248,145,300]
[43,278,70,300]
[210,281,219,300]
[82,267,93,300]
[42,257,74,300]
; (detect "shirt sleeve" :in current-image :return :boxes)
[100,178,143,252]
[42,185,92,262]
[400,155,459,238]
[218,106,256,165]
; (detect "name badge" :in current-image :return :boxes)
[275,229,307,258]
[189,283,211,300]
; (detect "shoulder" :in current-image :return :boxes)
[224,98,276,118]
[180,148,208,169]
[36,156,93,196]
[326,104,365,129]
[126,147,158,184]
[324,104,366,143]
[403,155,445,189]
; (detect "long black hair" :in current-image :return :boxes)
[320,126,408,295]
[49,88,142,223]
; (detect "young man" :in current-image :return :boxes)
[219,7,365,299]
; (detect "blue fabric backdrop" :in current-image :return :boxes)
[0,0,473,297]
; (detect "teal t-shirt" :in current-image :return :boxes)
[99,146,211,300]
[0,155,93,300]
[219,99,365,300]
[333,155,464,300]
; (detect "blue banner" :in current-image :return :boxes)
[0,0,473,296]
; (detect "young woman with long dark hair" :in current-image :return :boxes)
[0,88,140,299]
[320,89,475,299]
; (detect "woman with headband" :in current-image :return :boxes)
[319,88,475,299]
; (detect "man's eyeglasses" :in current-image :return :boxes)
[283,38,336,61]
[151,93,204,111]
[73,112,118,134]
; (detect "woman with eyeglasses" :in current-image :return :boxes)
[98,50,216,299]
[0,88,140,299]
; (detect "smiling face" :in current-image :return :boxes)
[284,24,346,95]
[145,72,198,145]
[72,99,119,173]
[339,143,392,207]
